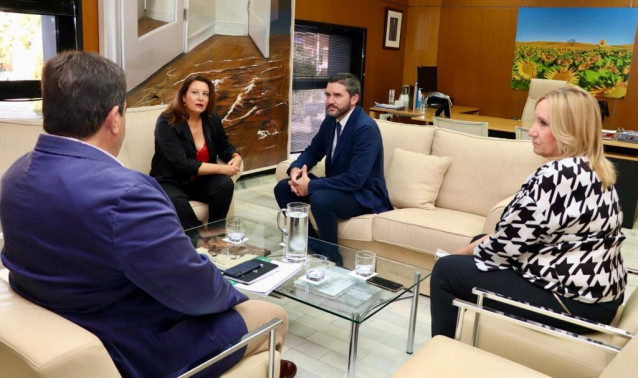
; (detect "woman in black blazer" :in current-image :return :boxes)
[150,74,242,229]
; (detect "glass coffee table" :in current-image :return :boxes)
[186,217,431,378]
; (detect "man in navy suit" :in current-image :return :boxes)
[275,73,392,265]
[0,51,296,377]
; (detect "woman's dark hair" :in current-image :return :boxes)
[162,74,215,126]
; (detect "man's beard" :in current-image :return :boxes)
[326,103,353,119]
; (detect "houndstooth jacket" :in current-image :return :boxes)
[474,156,627,303]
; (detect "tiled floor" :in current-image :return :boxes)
[234,172,431,377]
[233,170,638,377]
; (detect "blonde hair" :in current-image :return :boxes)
[536,86,616,189]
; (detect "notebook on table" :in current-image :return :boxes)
[222,259,279,285]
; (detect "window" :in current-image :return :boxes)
[291,20,365,153]
[0,0,82,118]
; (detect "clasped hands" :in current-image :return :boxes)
[225,153,242,176]
[288,165,310,197]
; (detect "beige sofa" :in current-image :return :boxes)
[0,105,241,228]
[276,119,546,282]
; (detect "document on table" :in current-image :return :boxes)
[373,102,405,110]
[234,259,302,297]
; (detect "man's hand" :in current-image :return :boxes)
[288,165,310,196]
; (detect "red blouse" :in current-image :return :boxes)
[191,144,209,181]
[195,143,210,163]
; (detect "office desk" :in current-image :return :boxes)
[369,105,479,120]
[411,113,638,227]
[411,113,638,160]
[411,113,532,134]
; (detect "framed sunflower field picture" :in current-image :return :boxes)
[512,8,638,99]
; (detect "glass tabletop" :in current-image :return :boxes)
[185,217,431,324]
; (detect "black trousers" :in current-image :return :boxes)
[160,175,234,230]
[430,254,623,338]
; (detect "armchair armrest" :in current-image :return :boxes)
[453,298,624,355]
[470,288,633,339]
[452,288,632,356]
[482,194,515,234]
[178,317,283,378]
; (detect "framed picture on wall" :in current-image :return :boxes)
[383,8,402,49]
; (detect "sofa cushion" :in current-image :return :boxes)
[337,214,376,241]
[370,208,486,254]
[120,104,166,174]
[432,128,546,217]
[386,148,451,209]
[0,119,42,177]
[376,120,435,176]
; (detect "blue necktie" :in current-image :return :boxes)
[332,122,342,158]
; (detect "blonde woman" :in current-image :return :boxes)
[431,86,627,337]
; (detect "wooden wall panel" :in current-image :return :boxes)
[442,0,525,6]
[402,6,440,85]
[81,0,99,52]
[437,7,521,118]
[611,29,638,130]
[409,0,442,6]
[526,0,632,7]
[295,0,408,110]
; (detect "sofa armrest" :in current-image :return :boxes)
[275,158,326,182]
[482,194,515,234]
[275,159,294,182]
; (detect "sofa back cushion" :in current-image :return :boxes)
[386,148,452,210]
[0,119,43,177]
[120,105,165,174]
[432,128,546,217]
[376,119,435,176]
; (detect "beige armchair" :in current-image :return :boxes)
[394,333,637,377]
[0,274,281,377]
[451,274,638,378]
[515,126,532,140]
[433,116,488,137]
[521,79,568,122]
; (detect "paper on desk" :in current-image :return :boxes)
[234,260,302,297]
[374,102,405,110]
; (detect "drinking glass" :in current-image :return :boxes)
[226,217,245,243]
[355,250,376,277]
[304,254,328,282]
[388,89,395,104]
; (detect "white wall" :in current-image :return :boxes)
[215,0,249,36]
[146,0,175,23]
[187,0,216,51]
[186,0,250,51]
